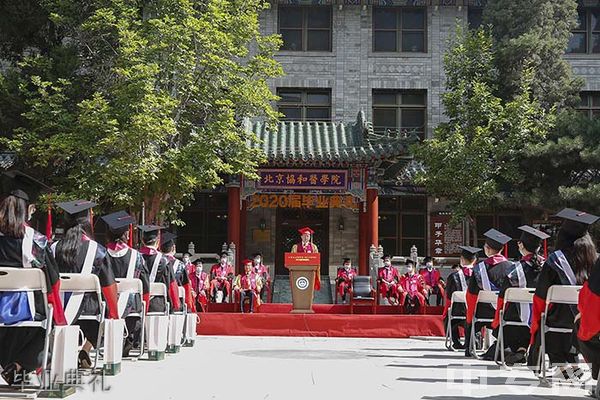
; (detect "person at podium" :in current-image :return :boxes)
[291,227,319,253]
[290,226,321,290]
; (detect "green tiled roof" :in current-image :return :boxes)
[246,111,418,166]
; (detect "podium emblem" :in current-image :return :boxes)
[295,277,309,291]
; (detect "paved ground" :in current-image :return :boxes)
[60,336,594,400]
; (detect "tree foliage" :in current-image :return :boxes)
[518,112,600,214]
[484,0,582,110]
[413,28,554,220]
[1,0,282,223]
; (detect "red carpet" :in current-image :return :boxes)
[197,303,445,338]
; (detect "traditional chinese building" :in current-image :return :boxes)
[178,0,600,278]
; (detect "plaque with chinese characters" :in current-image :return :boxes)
[430,213,464,257]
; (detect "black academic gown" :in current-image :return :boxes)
[528,250,581,367]
[58,239,117,347]
[444,267,470,347]
[576,258,600,379]
[464,254,523,356]
[0,228,64,371]
[106,246,149,316]
[140,247,179,313]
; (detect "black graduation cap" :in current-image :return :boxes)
[138,224,164,242]
[101,211,135,234]
[458,245,482,258]
[220,251,229,258]
[342,257,351,263]
[252,252,262,258]
[161,231,177,247]
[1,170,51,202]
[556,208,600,238]
[517,225,550,243]
[484,228,512,250]
[57,199,96,215]
[381,254,392,260]
[406,258,416,266]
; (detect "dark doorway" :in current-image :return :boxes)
[275,208,329,275]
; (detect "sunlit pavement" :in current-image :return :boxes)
[62,336,593,399]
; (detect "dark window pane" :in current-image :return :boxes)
[307,7,331,29]
[593,110,600,119]
[306,107,330,120]
[402,214,425,237]
[207,194,227,209]
[401,92,426,105]
[592,93,600,107]
[380,238,398,255]
[373,92,397,105]
[279,107,302,120]
[401,196,426,211]
[402,239,425,258]
[578,93,589,107]
[207,212,228,235]
[468,8,483,30]
[592,33,600,53]
[401,109,425,128]
[281,29,303,51]
[374,31,397,52]
[402,9,425,29]
[476,215,494,238]
[379,214,398,237]
[278,91,302,103]
[567,33,586,53]
[307,30,331,51]
[307,92,330,105]
[373,108,398,129]
[280,7,303,28]
[379,197,399,211]
[402,32,425,52]
[577,11,587,30]
[373,8,397,29]
[592,10,600,31]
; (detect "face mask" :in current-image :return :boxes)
[196,268,202,275]
[183,258,190,264]
[220,258,227,265]
[254,258,261,264]
[426,263,433,270]
[344,264,351,270]
[406,268,413,274]
[384,261,391,267]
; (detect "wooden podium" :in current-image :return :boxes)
[284,253,320,314]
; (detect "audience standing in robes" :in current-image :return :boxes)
[54,200,119,368]
[102,211,150,357]
[209,251,235,303]
[160,232,195,312]
[419,256,445,306]
[336,258,357,304]
[378,255,401,305]
[0,171,66,385]
[444,246,480,350]
[399,259,427,314]
[138,225,181,314]
[189,260,209,312]
[528,208,598,382]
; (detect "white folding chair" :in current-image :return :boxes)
[59,273,105,370]
[146,283,169,361]
[538,285,582,383]
[116,278,146,358]
[0,267,53,389]
[445,291,467,351]
[469,290,498,359]
[166,286,186,353]
[494,288,535,367]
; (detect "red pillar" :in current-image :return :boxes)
[227,185,241,273]
[239,199,247,267]
[359,204,368,275]
[366,187,379,252]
